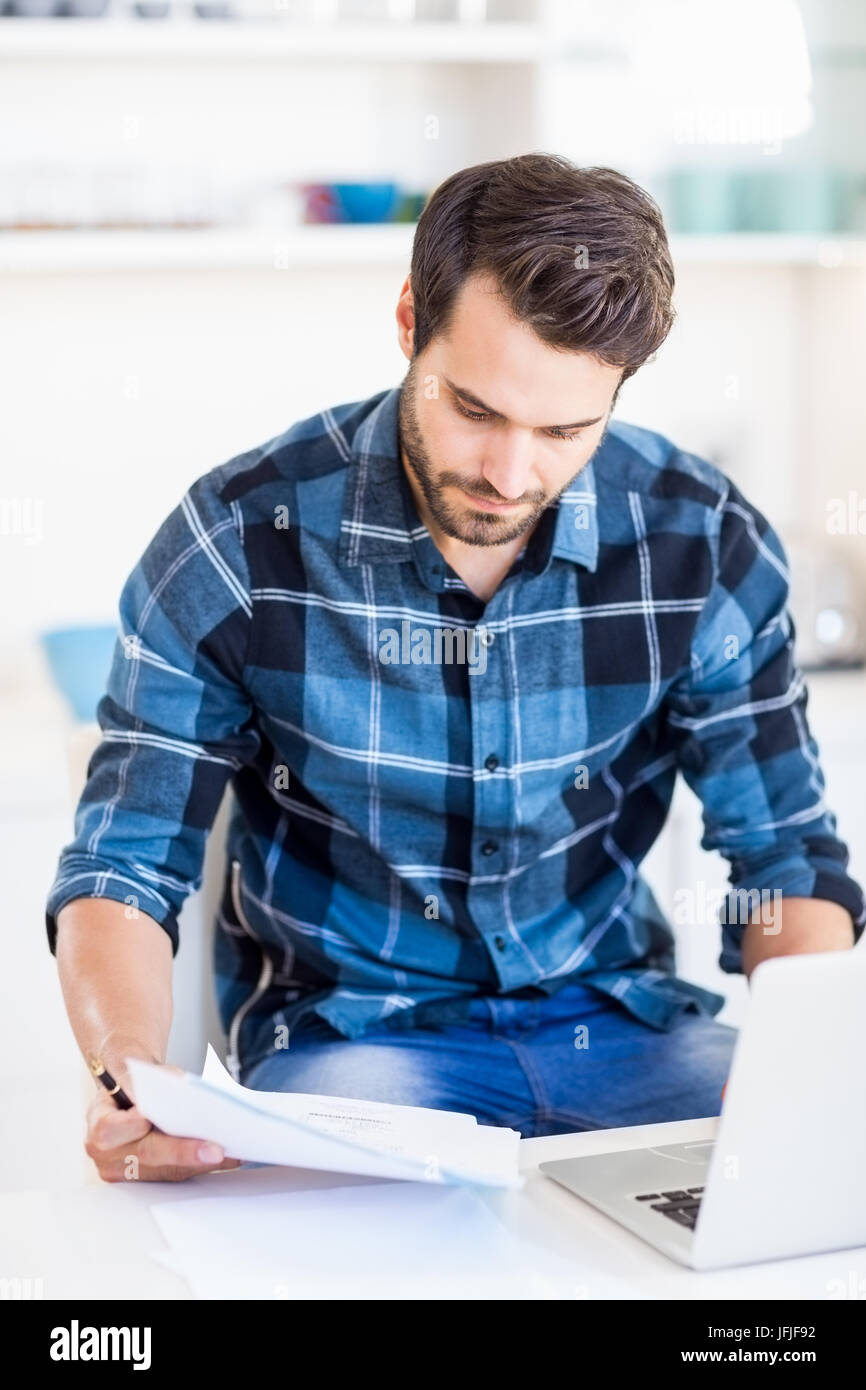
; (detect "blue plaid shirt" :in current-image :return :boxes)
[46,384,866,1069]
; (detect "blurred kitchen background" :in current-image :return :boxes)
[2,0,865,1186]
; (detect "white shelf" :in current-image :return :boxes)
[0,223,417,271]
[668,233,866,268]
[2,226,866,274]
[0,17,543,62]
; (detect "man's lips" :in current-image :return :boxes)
[458,486,527,513]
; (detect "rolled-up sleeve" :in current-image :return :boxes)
[45,473,260,956]
[663,479,866,973]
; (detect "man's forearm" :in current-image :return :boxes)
[741,895,856,980]
[55,898,174,1086]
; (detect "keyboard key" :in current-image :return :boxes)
[661,1190,690,1201]
[686,1186,704,1194]
[634,1193,661,1201]
[661,1207,697,1228]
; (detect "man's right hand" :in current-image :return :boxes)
[84,1061,243,1184]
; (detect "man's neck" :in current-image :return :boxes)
[402,451,536,603]
[439,537,530,604]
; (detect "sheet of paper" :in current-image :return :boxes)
[126,1051,523,1189]
[201,1043,480,1145]
[149,1181,606,1300]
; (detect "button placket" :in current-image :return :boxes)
[465,602,524,987]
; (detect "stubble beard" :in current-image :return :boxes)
[398,364,553,548]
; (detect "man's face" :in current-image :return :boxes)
[398,272,622,548]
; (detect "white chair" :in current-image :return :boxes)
[64,722,231,1129]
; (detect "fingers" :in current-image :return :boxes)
[87,1096,152,1150]
[86,1095,243,1182]
[86,1125,243,1182]
[136,1132,226,1170]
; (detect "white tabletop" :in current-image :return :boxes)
[3,1115,864,1299]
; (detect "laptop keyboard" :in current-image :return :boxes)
[633,1187,705,1230]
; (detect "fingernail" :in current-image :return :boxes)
[197,1143,223,1163]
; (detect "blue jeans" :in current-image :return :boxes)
[240,984,738,1138]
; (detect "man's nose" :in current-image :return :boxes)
[481,431,535,501]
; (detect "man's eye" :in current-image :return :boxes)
[548,428,583,443]
[455,401,490,423]
[455,399,581,442]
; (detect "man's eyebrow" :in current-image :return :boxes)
[443,377,605,431]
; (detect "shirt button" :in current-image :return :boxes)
[481,840,498,856]
[484,754,499,772]
[494,934,506,951]
[477,626,494,646]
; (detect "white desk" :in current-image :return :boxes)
[3,1115,864,1300]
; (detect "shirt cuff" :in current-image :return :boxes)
[718,866,865,974]
[45,863,180,958]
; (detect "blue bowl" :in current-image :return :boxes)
[332,183,401,224]
[39,623,120,723]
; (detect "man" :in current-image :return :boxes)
[48,153,864,1183]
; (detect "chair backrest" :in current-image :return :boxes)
[64,722,229,1073]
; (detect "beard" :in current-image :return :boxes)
[397,359,593,548]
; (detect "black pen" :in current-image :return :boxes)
[89,1056,134,1110]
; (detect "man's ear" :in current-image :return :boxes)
[396,277,416,359]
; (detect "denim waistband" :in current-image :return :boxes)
[382,981,612,1035]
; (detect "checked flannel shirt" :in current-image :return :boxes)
[45,383,866,1071]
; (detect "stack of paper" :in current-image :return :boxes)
[134,1046,644,1299]
[149,1178,576,1300]
[126,1044,523,1189]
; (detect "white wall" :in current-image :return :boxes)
[3,253,865,655]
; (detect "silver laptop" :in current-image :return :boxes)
[539,947,866,1270]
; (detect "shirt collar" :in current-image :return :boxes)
[338,383,599,574]
[338,386,418,567]
[550,458,599,572]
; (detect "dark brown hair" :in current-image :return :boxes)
[409,152,676,397]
